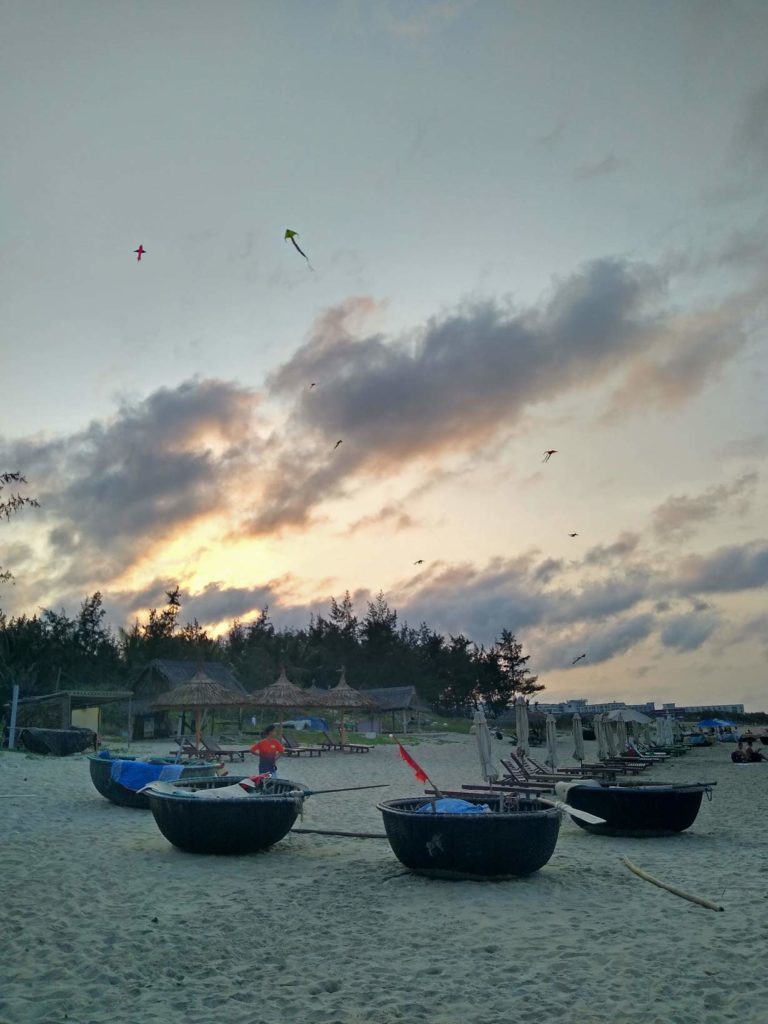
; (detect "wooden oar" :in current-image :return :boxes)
[302,783,390,797]
[535,796,607,825]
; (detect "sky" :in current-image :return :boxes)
[1,0,767,709]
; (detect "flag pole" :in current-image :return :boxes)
[390,735,445,799]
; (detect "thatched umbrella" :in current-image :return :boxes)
[320,667,377,745]
[245,666,319,736]
[151,668,249,746]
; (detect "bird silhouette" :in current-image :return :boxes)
[309,382,316,389]
[542,450,558,462]
[568,532,578,537]
[571,653,587,665]
[134,245,146,261]
[414,559,424,565]
[333,440,343,450]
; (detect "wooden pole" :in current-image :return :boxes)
[7,684,19,749]
[291,828,388,840]
[622,857,724,912]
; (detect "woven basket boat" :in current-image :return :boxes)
[377,795,561,879]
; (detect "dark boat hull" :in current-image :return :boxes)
[20,727,96,756]
[88,755,221,809]
[147,777,305,854]
[563,782,711,837]
[378,796,560,879]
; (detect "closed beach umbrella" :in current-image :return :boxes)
[615,712,628,751]
[320,667,377,745]
[544,713,559,773]
[151,669,249,746]
[664,715,675,745]
[474,708,498,784]
[515,697,530,756]
[572,712,585,763]
[606,718,620,758]
[246,666,317,735]
[595,714,608,761]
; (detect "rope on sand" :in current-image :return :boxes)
[621,857,724,912]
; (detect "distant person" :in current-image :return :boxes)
[250,724,285,776]
[745,742,766,763]
[731,742,746,763]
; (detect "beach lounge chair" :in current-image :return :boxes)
[518,751,621,780]
[321,730,372,753]
[169,736,209,759]
[281,733,323,757]
[200,735,251,763]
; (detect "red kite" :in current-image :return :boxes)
[134,245,146,261]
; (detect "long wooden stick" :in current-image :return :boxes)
[622,857,724,912]
[291,827,388,839]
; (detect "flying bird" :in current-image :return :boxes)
[542,450,558,462]
[309,382,316,389]
[284,228,313,269]
[134,245,146,261]
[414,559,424,565]
[568,533,578,537]
[333,440,343,450]
[571,653,587,665]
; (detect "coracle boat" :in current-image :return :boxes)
[145,775,307,854]
[19,726,96,756]
[88,753,223,809]
[556,779,714,837]
[377,795,561,879]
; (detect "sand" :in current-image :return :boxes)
[1,733,765,1024]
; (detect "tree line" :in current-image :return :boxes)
[0,588,543,716]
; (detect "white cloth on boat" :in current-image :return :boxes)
[554,779,601,802]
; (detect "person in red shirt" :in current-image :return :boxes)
[250,725,285,776]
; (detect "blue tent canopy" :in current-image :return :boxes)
[697,718,735,728]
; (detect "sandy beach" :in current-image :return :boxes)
[1,733,765,1024]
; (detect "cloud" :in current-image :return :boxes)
[604,288,761,417]
[573,154,624,180]
[0,378,263,591]
[675,540,768,594]
[533,613,656,672]
[382,0,477,39]
[735,78,768,169]
[257,254,757,534]
[659,611,720,652]
[346,504,417,534]
[719,433,768,460]
[652,472,758,540]
[584,532,640,565]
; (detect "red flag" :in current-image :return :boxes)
[395,740,429,784]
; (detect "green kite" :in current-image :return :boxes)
[284,228,313,269]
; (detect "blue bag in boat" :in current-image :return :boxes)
[416,798,491,814]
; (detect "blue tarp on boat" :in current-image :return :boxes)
[110,760,185,792]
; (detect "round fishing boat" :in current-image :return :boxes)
[560,780,713,837]
[146,776,306,854]
[377,795,560,879]
[88,754,222,809]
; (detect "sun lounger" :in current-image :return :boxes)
[281,733,323,757]
[169,736,210,759]
[321,730,372,753]
[519,752,620,779]
[200,735,251,762]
